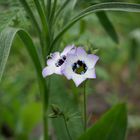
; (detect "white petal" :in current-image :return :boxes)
[42,66,54,77]
[61,45,76,56]
[66,54,78,63]
[61,62,73,79]
[46,52,60,66]
[53,52,61,59]
[76,47,87,60]
[86,54,99,68]
[47,59,55,66]
[85,68,96,79]
[72,74,86,87]
[55,67,62,75]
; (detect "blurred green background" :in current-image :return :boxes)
[0,0,140,140]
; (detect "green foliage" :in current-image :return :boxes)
[1,0,140,140]
[49,76,83,140]
[51,2,140,49]
[96,11,119,44]
[78,103,127,140]
[0,27,43,85]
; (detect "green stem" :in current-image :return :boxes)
[42,79,49,140]
[62,114,72,140]
[83,81,87,131]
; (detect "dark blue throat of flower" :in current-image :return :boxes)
[72,60,87,75]
[55,55,66,67]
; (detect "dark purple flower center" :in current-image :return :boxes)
[72,60,88,75]
[55,55,66,67]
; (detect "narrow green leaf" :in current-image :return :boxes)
[96,11,119,44]
[33,0,49,36]
[19,0,41,35]
[54,0,70,22]
[0,27,47,95]
[50,0,57,23]
[78,103,127,140]
[47,0,52,18]
[51,2,140,49]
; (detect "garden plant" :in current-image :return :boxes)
[1,0,140,140]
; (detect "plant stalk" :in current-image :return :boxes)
[83,81,87,131]
[42,79,49,140]
[62,114,72,140]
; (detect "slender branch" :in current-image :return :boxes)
[62,114,72,140]
[83,81,87,131]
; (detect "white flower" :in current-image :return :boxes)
[62,47,99,87]
[42,45,76,77]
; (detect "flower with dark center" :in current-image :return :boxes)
[72,60,88,75]
[62,47,99,87]
[42,45,76,77]
[55,55,67,67]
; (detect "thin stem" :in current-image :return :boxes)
[83,81,87,131]
[42,79,49,140]
[62,114,72,140]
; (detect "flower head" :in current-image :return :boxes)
[62,47,99,87]
[42,45,76,77]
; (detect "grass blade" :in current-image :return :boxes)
[96,11,119,44]
[51,2,140,49]
[34,0,49,36]
[19,0,41,35]
[54,0,70,23]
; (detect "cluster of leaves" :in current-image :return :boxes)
[1,0,140,140]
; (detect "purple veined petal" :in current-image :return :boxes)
[61,45,76,56]
[86,54,99,68]
[85,68,96,79]
[76,47,87,60]
[42,66,54,77]
[72,74,86,87]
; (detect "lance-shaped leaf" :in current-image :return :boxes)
[77,103,127,140]
[0,27,48,97]
[51,2,140,49]
[96,11,119,44]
